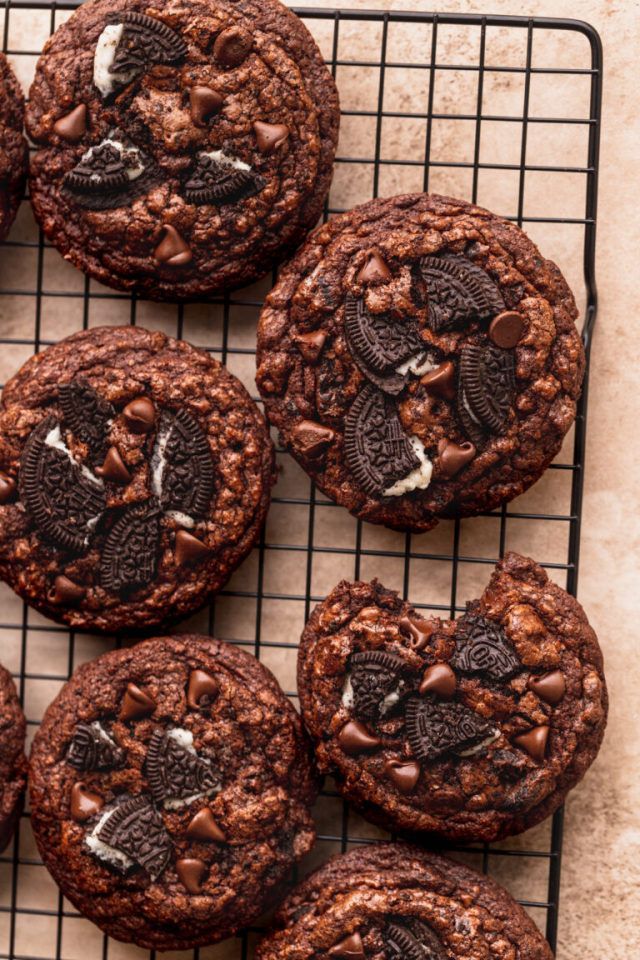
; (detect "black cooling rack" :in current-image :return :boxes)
[0,4,602,958]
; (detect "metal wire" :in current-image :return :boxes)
[0,4,602,957]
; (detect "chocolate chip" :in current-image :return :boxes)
[437,438,476,477]
[294,330,327,364]
[452,613,520,680]
[489,310,524,349]
[398,614,434,651]
[187,669,218,710]
[186,807,226,843]
[120,682,156,721]
[100,501,162,594]
[95,446,131,484]
[328,932,365,958]
[0,472,16,504]
[419,253,505,333]
[67,722,124,771]
[154,225,193,266]
[155,410,214,517]
[419,663,456,699]
[96,795,172,880]
[513,724,549,761]
[70,782,104,822]
[337,720,381,755]
[53,104,87,143]
[122,396,156,434]
[48,575,87,606]
[528,670,566,705]
[357,250,391,284]
[176,857,207,894]
[145,728,219,805]
[175,530,211,567]
[420,361,456,401]
[384,758,421,795]
[189,86,224,126]
[405,696,495,761]
[292,420,335,459]
[345,386,420,496]
[253,120,289,154]
[350,650,406,720]
[213,25,252,68]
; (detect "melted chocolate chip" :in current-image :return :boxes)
[213,25,252,68]
[344,385,420,497]
[154,409,214,518]
[67,722,124,771]
[420,361,456,401]
[452,613,520,680]
[110,13,187,78]
[95,795,172,880]
[120,682,156,722]
[48,575,87,606]
[405,696,495,761]
[344,294,424,395]
[70,782,104,822]
[328,932,365,958]
[100,501,162,594]
[399,615,434,651]
[528,670,566,705]
[357,250,391,284]
[513,725,549,761]
[458,344,515,444]
[253,120,289,154]
[189,86,224,126]
[95,446,131,484]
[59,379,114,463]
[122,396,155,434]
[437,438,476,478]
[418,253,505,333]
[349,649,407,719]
[184,153,264,206]
[419,663,456,698]
[384,759,421,795]
[337,720,381,755]
[19,417,106,552]
[0,472,16,504]
[53,104,87,143]
[145,728,219,806]
[175,530,210,567]
[154,225,193,266]
[186,807,226,843]
[187,669,218,710]
[384,919,447,960]
[176,857,207,894]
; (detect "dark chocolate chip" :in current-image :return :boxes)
[67,722,125,771]
[528,670,566,705]
[175,530,210,567]
[186,807,226,843]
[145,728,219,805]
[328,932,365,958]
[59,379,114,462]
[344,385,420,496]
[452,613,520,680]
[53,104,87,143]
[100,501,162,594]
[294,330,327,364]
[489,310,524,349]
[120,682,156,722]
[189,86,224,126]
[384,759,421,795]
[357,250,391,284]
[70,782,104,822]
[513,725,549,761]
[95,446,131,484]
[419,663,456,699]
[213,25,252,68]
[176,857,207,894]
[187,669,218,710]
[349,649,407,720]
[122,396,156,434]
[111,12,187,78]
[337,720,381,755]
[420,361,456,401]
[405,696,495,761]
[48,575,87,606]
[0,473,16,504]
[253,120,289,154]
[344,294,425,395]
[292,420,335,459]
[154,409,214,517]
[437,438,476,477]
[419,253,505,333]
[154,225,193,266]
[96,795,172,880]
[398,615,434,651]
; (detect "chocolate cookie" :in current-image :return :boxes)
[256,193,584,532]
[0,325,274,632]
[0,663,27,852]
[297,552,607,842]
[256,842,553,960]
[29,634,317,949]
[25,0,339,301]
[0,54,28,242]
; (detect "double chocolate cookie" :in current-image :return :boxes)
[0,326,274,632]
[0,54,28,242]
[256,842,553,960]
[26,0,339,300]
[298,553,607,842]
[29,635,317,949]
[0,663,27,852]
[257,193,585,531]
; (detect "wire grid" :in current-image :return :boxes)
[0,4,602,959]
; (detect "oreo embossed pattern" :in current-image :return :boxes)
[297,553,607,842]
[25,0,339,300]
[256,193,585,532]
[29,635,317,950]
[255,843,554,960]
[0,326,274,632]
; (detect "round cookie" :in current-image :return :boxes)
[256,193,585,532]
[0,663,27,852]
[256,842,553,960]
[0,325,274,633]
[25,0,339,301]
[297,552,607,842]
[29,634,318,950]
[0,53,28,242]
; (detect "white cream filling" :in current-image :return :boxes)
[384,436,433,497]
[341,675,354,709]
[462,391,483,427]
[81,138,145,182]
[202,149,251,172]
[150,424,196,529]
[457,729,501,757]
[395,353,437,377]
[86,806,134,871]
[93,24,136,97]
[163,728,219,810]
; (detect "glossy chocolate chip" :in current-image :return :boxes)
[489,311,524,349]
[154,225,193,266]
[96,446,131,484]
[384,758,421,795]
[356,250,391,284]
[328,932,365,958]
[292,420,335,458]
[213,25,252,68]
[0,472,16,504]
[398,615,434,651]
[528,670,566,705]
[513,725,549,761]
[419,662,456,699]
[48,575,87,606]
[337,720,381,755]
[186,807,226,843]
[187,669,218,710]
[122,397,156,434]
[253,120,289,154]
[175,530,211,567]
[70,782,104,822]
[294,330,327,363]
[120,682,156,721]
[189,86,223,126]
[421,361,456,401]
[176,857,207,894]
[438,438,476,477]
[53,104,87,143]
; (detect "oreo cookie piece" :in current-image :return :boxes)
[297,554,608,842]
[0,326,274,633]
[257,193,585,532]
[29,635,317,949]
[0,54,27,242]
[255,843,554,960]
[26,0,339,301]
[0,662,27,853]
